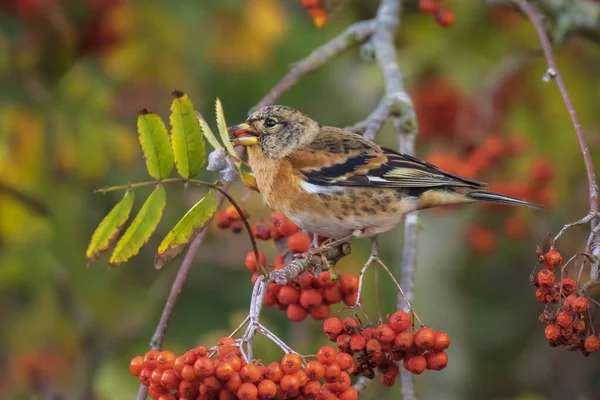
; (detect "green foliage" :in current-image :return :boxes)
[198,111,223,150]
[170,91,206,178]
[137,110,174,179]
[85,190,135,265]
[155,190,218,269]
[110,185,167,265]
[215,98,237,158]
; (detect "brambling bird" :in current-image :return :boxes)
[228,106,539,239]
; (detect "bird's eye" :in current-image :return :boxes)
[264,118,277,128]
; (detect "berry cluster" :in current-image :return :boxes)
[418,0,455,27]
[263,271,361,322]
[323,312,450,385]
[533,248,599,355]
[130,337,359,400]
[216,205,250,234]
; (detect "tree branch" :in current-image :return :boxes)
[252,19,376,111]
[511,0,600,283]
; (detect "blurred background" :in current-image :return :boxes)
[1,0,600,399]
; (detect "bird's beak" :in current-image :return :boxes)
[228,123,259,146]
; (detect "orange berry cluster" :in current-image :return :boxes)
[323,312,450,384]
[262,271,360,322]
[533,248,599,355]
[418,0,454,27]
[216,205,250,234]
[130,337,359,400]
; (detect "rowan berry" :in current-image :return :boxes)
[179,380,199,398]
[300,289,323,309]
[375,324,396,343]
[389,310,412,333]
[160,369,181,390]
[264,362,283,383]
[350,335,366,352]
[257,379,277,399]
[339,387,359,400]
[225,372,242,392]
[324,317,343,337]
[425,351,448,370]
[230,220,244,233]
[180,349,197,365]
[193,357,214,379]
[537,269,555,286]
[316,271,334,288]
[276,217,298,236]
[245,251,266,272]
[180,364,196,382]
[225,205,245,220]
[419,0,439,13]
[361,327,375,340]
[157,393,176,400]
[217,389,236,400]
[304,360,324,380]
[303,380,322,398]
[322,285,343,304]
[573,319,586,332]
[544,324,561,341]
[215,362,234,381]
[156,351,176,370]
[309,303,331,320]
[544,248,562,269]
[129,356,144,376]
[237,382,258,400]
[287,304,308,322]
[298,272,315,289]
[278,285,300,305]
[584,335,599,353]
[252,222,272,240]
[148,385,166,399]
[365,339,382,356]
[270,211,284,224]
[339,274,359,295]
[216,210,231,229]
[138,367,152,386]
[221,353,243,372]
[334,353,354,371]
[317,346,337,364]
[326,371,351,392]
[151,368,164,385]
[432,331,450,351]
[143,349,160,369]
[295,369,308,387]
[280,374,300,392]
[404,356,427,375]
[558,277,577,295]
[288,232,311,253]
[393,330,414,350]
[335,334,351,352]
[281,354,303,375]
[323,362,341,382]
[414,327,436,350]
[341,317,359,333]
[240,364,262,383]
[343,292,359,307]
[202,376,222,393]
[556,310,574,328]
[572,297,590,313]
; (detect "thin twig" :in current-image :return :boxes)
[252,20,376,111]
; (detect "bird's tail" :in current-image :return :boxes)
[466,190,542,210]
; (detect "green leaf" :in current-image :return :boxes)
[137,109,174,179]
[110,185,167,266]
[215,98,237,157]
[170,90,206,178]
[154,190,217,269]
[86,190,135,266]
[196,110,222,150]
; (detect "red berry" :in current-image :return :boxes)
[237,382,258,400]
[324,317,343,337]
[316,271,334,288]
[573,319,586,332]
[281,354,303,375]
[160,369,181,390]
[288,232,311,253]
[298,272,315,289]
[537,269,555,286]
[543,248,562,269]
[216,210,231,229]
[143,349,160,369]
[544,324,560,341]
[300,289,323,310]
[572,296,591,313]
[157,351,176,369]
[404,355,427,374]
[341,317,359,333]
[389,311,412,333]
[414,327,436,350]
[138,367,152,385]
[276,217,298,236]
[558,277,577,295]
[309,303,331,320]
[556,310,574,327]
[335,353,354,372]
[287,304,308,322]
[584,335,599,353]
[425,351,448,370]
[339,274,359,295]
[265,362,283,383]
[215,362,235,381]
[270,211,284,224]
[419,0,439,13]
[335,334,352,352]
[393,330,414,350]
[245,251,266,272]
[252,222,272,240]
[435,8,454,27]
[317,346,337,364]
[322,285,343,304]
[305,360,325,380]
[323,362,341,383]
[230,220,244,233]
[432,331,450,351]
[129,356,144,376]
[240,364,261,383]
[225,205,245,220]
[350,335,366,352]
[257,379,277,399]
[375,324,396,344]
[278,285,300,305]
[279,374,300,392]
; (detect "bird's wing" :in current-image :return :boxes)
[288,127,487,189]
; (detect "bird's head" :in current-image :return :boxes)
[228,105,320,158]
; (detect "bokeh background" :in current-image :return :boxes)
[1,0,600,399]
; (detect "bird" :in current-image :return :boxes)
[227,105,540,239]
